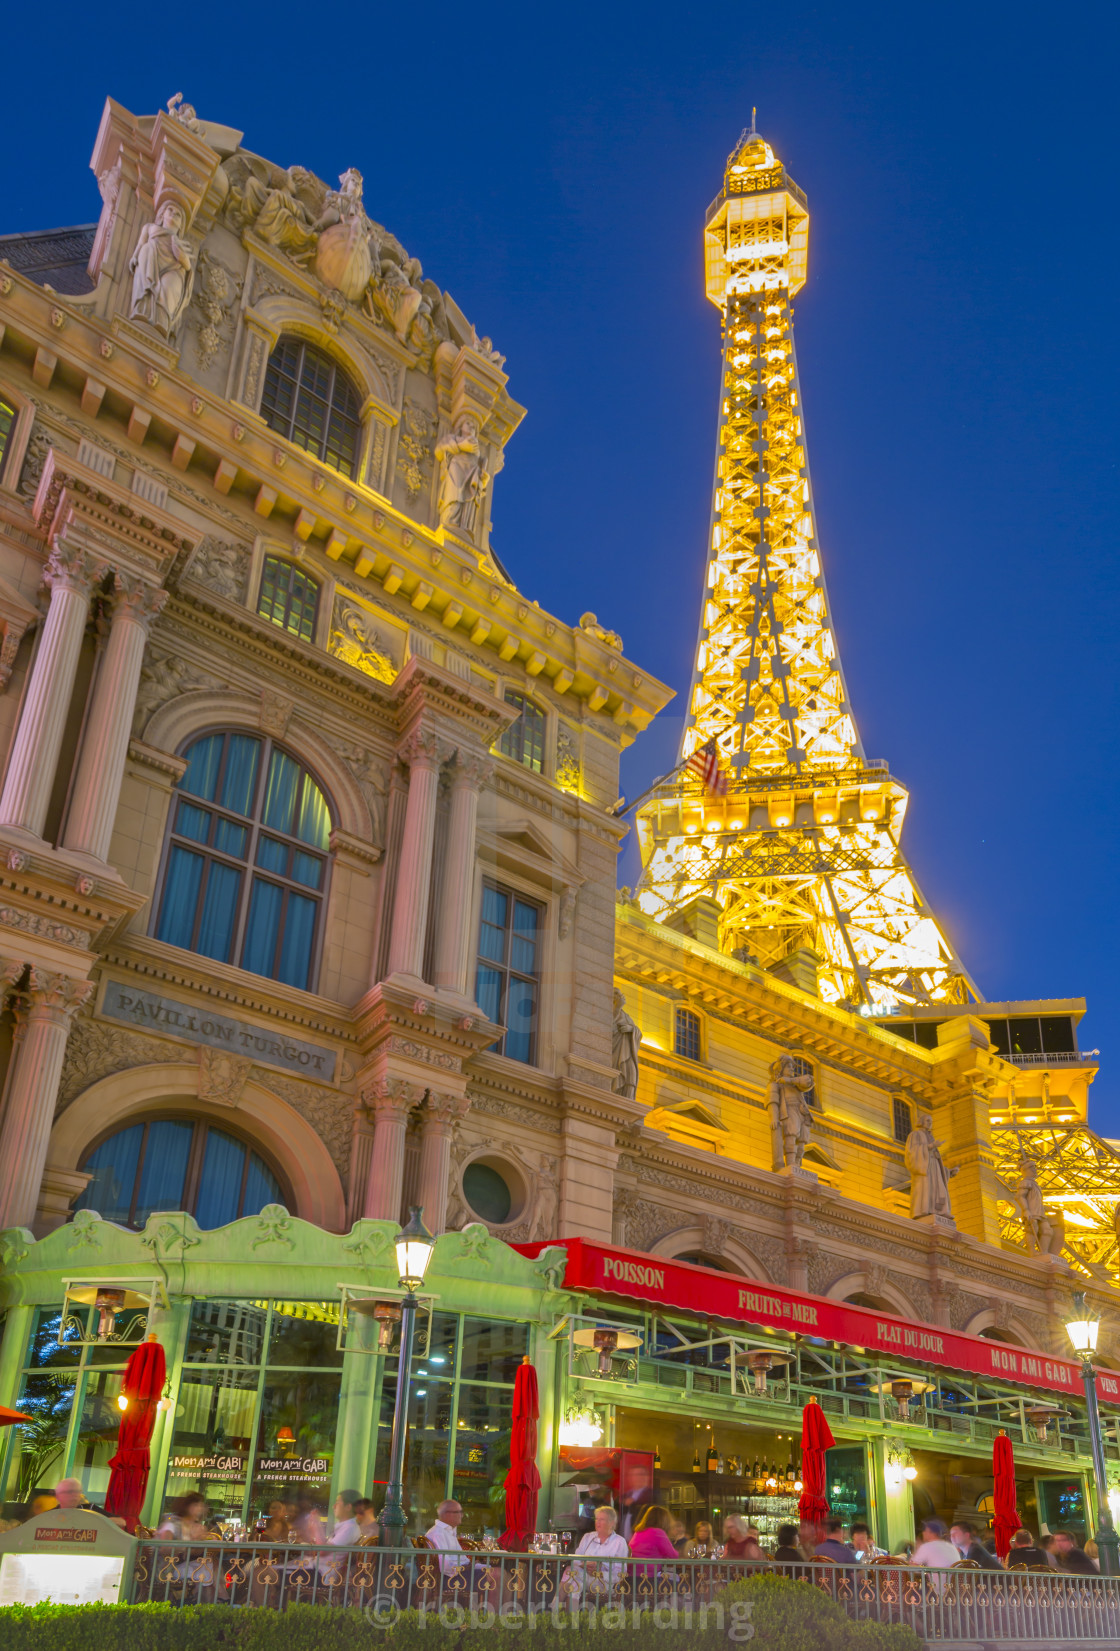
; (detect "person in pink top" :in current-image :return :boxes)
[629,1505,680,1576]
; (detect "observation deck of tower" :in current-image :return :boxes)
[636,125,977,1014]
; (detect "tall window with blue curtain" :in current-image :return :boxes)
[73,1118,283,1229]
[497,692,545,773]
[475,882,542,1064]
[154,731,333,990]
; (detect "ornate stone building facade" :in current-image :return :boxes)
[0,93,669,1257]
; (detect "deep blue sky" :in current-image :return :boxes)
[3,3,1117,1123]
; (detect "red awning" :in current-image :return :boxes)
[514,1237,1120,1404]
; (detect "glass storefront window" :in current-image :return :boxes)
[167,1370,258,1521]
[452,1384,514,1531]
[267,1303,342,1369]
[248,1372,340,1521]
[460,1318,528,1383]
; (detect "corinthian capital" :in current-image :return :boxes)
[424,1089,471,1130]
[398,725,454,772]
[113,574,169,629]
[27,968,94,1018]
[449,749,495,793]
[361,1076,424,1118]
[45,544,108,599]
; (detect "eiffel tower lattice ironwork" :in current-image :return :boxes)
[636,126,977,1012]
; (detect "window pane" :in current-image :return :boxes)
[462,1162,512,1224]
[476,965,502,1025]
[0,400,15,480]
[135,1120,193,1224]
[196,859,241,962]
[243,878,283,976]
[166,1368,258,1524]
[213,817,248,859]
[156,846,204,949]
[277,891,316,989]
[460,1319,529,1383]
[220,735,261,816]
[179,734,223,801]
[268,1303,343,1369]
[194,1129,247,1229]
[248,1373,340,1524]
[176,800,211,843]
[505,978,536,1063]
[291,849,322,889]
[481,886,508,929]
[262,749,300,834]
[295,775,331,848]
[256,835,288,875]
[452,1385,515,1532]
[479,922,505,964]
[244,1153,281,1218]
[185,1299,269,1365]
[75,1123,145,1223]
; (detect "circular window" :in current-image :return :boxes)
[462,1161,513,1224]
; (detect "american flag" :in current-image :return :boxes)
[685,739,729,797]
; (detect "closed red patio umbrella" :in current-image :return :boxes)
[0,1405,31,1425]
[105,1334,166,1531]
[798,1398,836,1526]
[500,1356,541,1551]
[993,1432,1021,1560]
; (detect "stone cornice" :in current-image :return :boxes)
[33,448,194,582]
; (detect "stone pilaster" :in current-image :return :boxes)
[432,750,492,997]
[386,727,452,983]
[416,1090,471,1233]
[361,1077,423,1222]
[0,968,93,1232]
[0,548,105,839]
[63,575,167,861]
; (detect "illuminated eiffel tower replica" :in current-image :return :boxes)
[636,121,977,1013]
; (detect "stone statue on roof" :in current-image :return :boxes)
[129,201,195,337]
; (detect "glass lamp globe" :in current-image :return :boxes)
[1066,1292,1100,1356]
[395,1205,436,1290]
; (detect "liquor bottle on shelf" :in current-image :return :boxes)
[654,1446,661,1469]
[751,1456,760,1481]
[706,1443,719,1472]
[785,1452,795,1483]
[692,1449,702,1473]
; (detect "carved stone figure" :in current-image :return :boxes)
[229,162,320,256]
[1013,1155,1045,1251]
[435,415,490,536]
[167,93,204,134]
[191,250,241,371]
[328,598,395,682]
[188,538,250,603]
[768,1052,814,1171]
[611,990,641,1100]
[314,169,374,302]
[903,1114,958,1221]
[367,248,424,342]
[129,202,195,337]
[580,612,623,651]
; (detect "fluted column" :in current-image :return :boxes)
[417,1090,470,1234]
[433,751,493,996]
[63,575,167,861]
[0,969,93,1232]
[0,548,105,838]
[387,727,450,982]
[361,1078,422,1222]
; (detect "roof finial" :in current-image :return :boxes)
[750,107,757,136]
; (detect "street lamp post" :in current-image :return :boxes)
[1066,1291,1120,1577]
[378,1206,436,1549]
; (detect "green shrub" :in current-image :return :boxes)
[718,1574,922,1651]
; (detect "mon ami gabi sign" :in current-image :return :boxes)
[515,1238,1120,1405]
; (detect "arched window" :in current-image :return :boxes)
[154,731,333,989]
[674,1006,702,1061]
[259,338,362,477]
[257,555,320,642]
[73,1117,284,1230]
[0,399,16,480]
[498,691,545,773]
[892,1095,912,1143]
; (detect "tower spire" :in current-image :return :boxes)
[636,130,974,1013]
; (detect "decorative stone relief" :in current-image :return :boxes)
[57,1016,188,1113]
[555,726,581,794]
[328,597,396,683]
[191,250,243,371]
[324,738,388,846]
[0,907,90,948]
[133,644,227,735]
[259,689,294,737]
[579,612,623,651]
[198,1046,253,1108]
[257,1072,351,1179]
[186,538,250,603]
[396,400,436,499]
[252,1204,294,1248]
[558,888,577,941]
[466,1091,562,1134]
[18,424,53,498]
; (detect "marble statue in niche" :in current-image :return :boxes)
[436,414,490,536]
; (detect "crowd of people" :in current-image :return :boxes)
[568,1507,1104,1578]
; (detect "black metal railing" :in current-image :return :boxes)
[128,1542,1120,1641]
